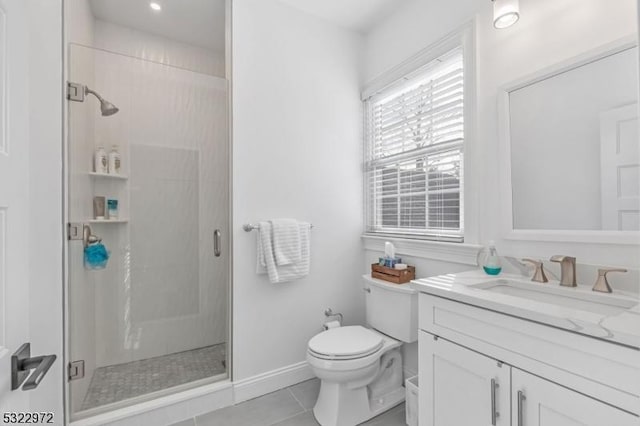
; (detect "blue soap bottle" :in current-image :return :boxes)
[482,241,502,276]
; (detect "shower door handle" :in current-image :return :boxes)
[213,229,222,257]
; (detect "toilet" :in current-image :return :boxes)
[307,275,418,426]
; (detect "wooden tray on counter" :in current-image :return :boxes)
[371,264,416,284]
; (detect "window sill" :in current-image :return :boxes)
[361,234,481,266]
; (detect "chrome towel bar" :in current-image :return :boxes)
[243,222,313,232]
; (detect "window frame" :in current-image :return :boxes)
[361,23,477,244]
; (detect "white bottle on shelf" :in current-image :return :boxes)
[108,145,121,175]
[94,147,108,174]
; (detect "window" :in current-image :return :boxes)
[364,46,465,242]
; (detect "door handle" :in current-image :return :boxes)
[11,343,57,391]
[213,229,222,257]
[517,390,526,426]
[490,379,499,425]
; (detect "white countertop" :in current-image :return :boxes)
[411,270,640,349]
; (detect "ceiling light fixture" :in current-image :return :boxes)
[149,2,162,12]
[492,0,519,29]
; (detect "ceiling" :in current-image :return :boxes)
[90,0,226,52]
[89,0,402,52]
[276,0,403,34]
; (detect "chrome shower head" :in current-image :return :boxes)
[85,86,119,116]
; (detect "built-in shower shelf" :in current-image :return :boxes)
[89,172,128,180]
[87,219,129,224]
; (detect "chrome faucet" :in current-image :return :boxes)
[522,259,548,283]
[592,268,627,293]
[550,255,577,287]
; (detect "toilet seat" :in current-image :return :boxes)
[308,326,384,360]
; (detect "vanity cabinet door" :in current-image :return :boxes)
[419,332,510,426]
[512,368,638,426]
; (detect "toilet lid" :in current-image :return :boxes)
[308,326,383,360]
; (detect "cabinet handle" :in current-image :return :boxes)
[213,229,222,257]
[490,379,499,425]
[517,390,526,426]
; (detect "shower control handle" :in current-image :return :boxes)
[214,229,222,257]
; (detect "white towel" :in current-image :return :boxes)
[271,218,301,266]
[256,221,311,283]
[256,221,270,275]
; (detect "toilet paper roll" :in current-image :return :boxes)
[323,320,341,330]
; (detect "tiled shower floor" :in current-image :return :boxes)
[82,343,227,410]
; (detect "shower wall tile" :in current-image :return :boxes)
[130,145,200,326]
[94,20,225,78]
[130,264,199,322]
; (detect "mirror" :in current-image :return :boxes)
[508,44,639,232]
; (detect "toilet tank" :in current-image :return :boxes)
[364,274,418,343]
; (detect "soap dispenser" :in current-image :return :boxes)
[481,241,502,276]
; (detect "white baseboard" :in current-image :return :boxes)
[233,361,314,404]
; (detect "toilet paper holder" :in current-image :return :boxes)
[324,308,343,324]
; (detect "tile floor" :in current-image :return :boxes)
[82,343,227,410]
[170,378,407,426]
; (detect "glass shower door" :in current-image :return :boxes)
[66,43,230,418]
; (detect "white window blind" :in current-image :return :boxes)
[364,47,464,242]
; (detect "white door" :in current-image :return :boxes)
[0,0,63,421]
[600,103,640,231]
[419,332,510,426]
[512,368,638,426]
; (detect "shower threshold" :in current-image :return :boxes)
[81,343,227,411]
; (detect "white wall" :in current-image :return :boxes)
[93,20,225,78]
[232,0,364,380]
[363,0,483,84]
[66,0,95,47]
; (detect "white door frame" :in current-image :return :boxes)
[0,0,64,422]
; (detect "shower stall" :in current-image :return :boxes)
[65,2,230,418]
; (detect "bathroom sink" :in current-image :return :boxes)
[470,279,638,316]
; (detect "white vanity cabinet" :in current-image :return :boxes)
[417,292,640,426]
[511,368,638,426]
[420,335,510,425]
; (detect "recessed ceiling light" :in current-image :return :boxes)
[149,2,162,11]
